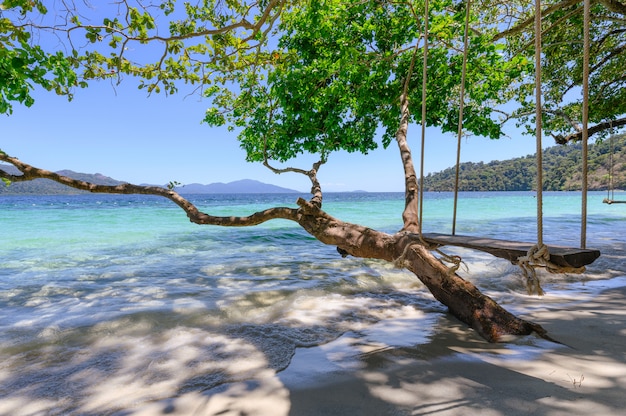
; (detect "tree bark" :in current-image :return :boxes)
[295,199,551,342]
[396,93,420,234]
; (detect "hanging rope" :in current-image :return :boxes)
[516,245,585,296]
[608,132,615,201]
[534,0,544,250]
[517,0,548,295]
[393,240,467,277]
[393,0,464,276]
[452,0,472,236]
[581,0,590,249]
[604,121,620,204]
[418,0,430,237]
[518,0,594,294]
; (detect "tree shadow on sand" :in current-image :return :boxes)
[285,286,626,416]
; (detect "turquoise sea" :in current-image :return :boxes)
[1,191,625,415]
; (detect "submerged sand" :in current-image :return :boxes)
[185,283,626,416]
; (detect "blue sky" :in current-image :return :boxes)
[1,80,540,192]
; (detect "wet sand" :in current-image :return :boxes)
[17,280,621,416]
[199,283,626,416]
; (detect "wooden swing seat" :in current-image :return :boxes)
[421,233,601,269]
[603,198,626,204]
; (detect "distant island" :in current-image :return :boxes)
[2,134,625,194]
[0,165,301,195]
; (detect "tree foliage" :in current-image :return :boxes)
[2,0,624,150]
[482,0,626,143]
[1,0,286,111]
[0,0,84,113]
[205,0,532,164]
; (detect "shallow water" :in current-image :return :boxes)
[1,191,625,415]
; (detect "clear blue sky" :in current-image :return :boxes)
[1,80,539,192]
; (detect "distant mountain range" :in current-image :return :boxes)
[0,165,300,194]
[173,180,299,194]
[4,133,625,194]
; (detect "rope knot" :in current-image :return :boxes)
[532,244,551,263]
[517,244,548,296]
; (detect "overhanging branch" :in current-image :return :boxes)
[0,153,299,226]
[492,0,583,42]
[553,116,626,144]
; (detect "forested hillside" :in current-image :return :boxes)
[423,134,626,191]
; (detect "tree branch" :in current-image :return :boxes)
[492,0,582,42]
[263,159,325,208]
[0,153,299,226]
[552,116,626,144]
[600,0,626,15]
[27,0,285,44]
[558,41,626,99]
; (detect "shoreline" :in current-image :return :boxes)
[198,280,626,416]
[3,280,624,415]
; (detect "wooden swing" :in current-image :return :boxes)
[602,133,626,204]
[415,0,600,272]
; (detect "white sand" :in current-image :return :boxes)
[194,284,626,416]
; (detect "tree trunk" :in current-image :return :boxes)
[399,239,547,341]
[296,199,551,343]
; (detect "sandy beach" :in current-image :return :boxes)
[152,281,626,416]
[285,288,626,416]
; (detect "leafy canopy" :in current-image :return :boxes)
[483,0,626,141]
[3,0,623,164]
[204,0,531,163]
[1,0,529,165]
[0,0,82,114]
[1,0,285,112]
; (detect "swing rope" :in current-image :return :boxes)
[517,0,590,295]
[608,132,615,201]
[404,0,465,275]
[581,0,590,249]
[452,0,472,236]
[418,0,430,237]
[534,0,544,250]
[603,121,621,204]
[517,0,549,295]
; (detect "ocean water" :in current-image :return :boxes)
[1,191,625,415]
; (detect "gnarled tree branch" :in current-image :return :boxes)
[262,159,325,208]
[0,153,299,226]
